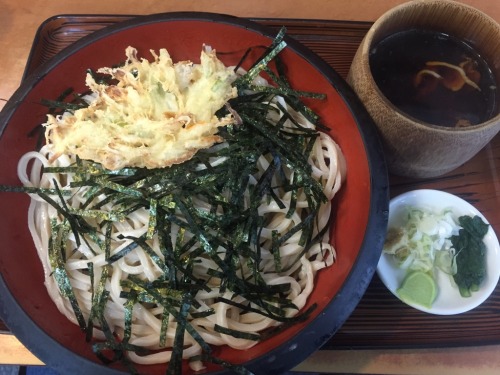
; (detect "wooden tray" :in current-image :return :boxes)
[3,14,500,350]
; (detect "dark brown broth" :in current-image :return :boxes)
[369,29,498,127]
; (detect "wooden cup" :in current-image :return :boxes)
[348,0,500,178]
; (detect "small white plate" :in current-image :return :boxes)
[377,189,500,315]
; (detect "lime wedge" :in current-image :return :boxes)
[397,271,437,309]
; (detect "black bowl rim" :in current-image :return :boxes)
[0,11,389,375]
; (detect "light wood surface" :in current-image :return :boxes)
[1,1,500,374]
[0,335,43,366]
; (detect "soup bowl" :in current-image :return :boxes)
[348,0,500,178]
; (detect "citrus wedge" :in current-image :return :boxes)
[397,271,437,309]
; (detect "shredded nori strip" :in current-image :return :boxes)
[166,294,192,375]
[48,219,86,331]
[0,185,72,195]
[214,324,260,341]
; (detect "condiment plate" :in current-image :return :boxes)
[377,189,500,315]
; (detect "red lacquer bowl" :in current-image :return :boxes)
[0,12,388,375]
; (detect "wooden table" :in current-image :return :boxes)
[1,2,500,375]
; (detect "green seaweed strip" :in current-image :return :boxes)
[41,98,88,113]
[146,198,158,240]
[81,185,104,205]
[216,296,306,323]
[241,27,288,81]
[94,176,144,198]
[271,230,282,272]
[122,290,137,345]
[107,239,139,264]
[42,166,80,174]
[189,308,215,319]
[285,179,299,220]
[68,207,126,222]
[235,39,287,87]
[0,185,72,195]
[172,196,214,254]
[86,264,109,341]
[83,230,104,256]
[159,306,170,348]
[103,222,112,260]
[85,262,95,342]
[122,276,212,356]
[91,288,149,373]
[249,84,325,101]
[118,234,166,270]
[174,228,186,256]
[166,295,192,375]
[273,100,319,135]
[48,218,86,331]
[156,214,178,288]
[142,280,211,353]
[214,324,260,341]
[92,290,125,365]
[38,191,82,248]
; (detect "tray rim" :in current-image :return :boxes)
[23,13,373,81]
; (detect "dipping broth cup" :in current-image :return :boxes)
[348,0,500,178]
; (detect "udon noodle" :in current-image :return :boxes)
[17,64,346,370]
